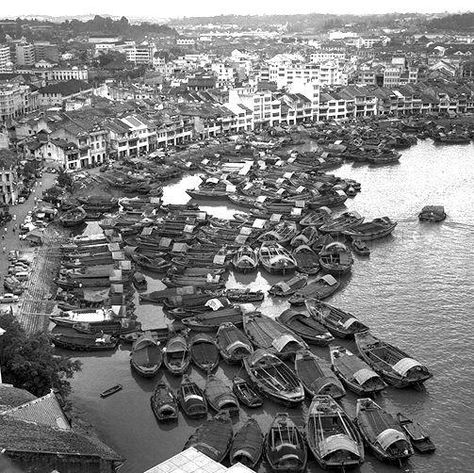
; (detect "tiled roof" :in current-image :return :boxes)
[0,385,36,413]
[39,79,91,97]
[1,391,70,430]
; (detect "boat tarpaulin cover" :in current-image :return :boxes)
[392,358,422,376]
[83,288,110,302]
[353,368,378,386]
[321,274,338,286]
[342,317,358,329]
[376,428,406,450]
[205,298,224,311]
[272,334,303,352]
[319,434,360,458]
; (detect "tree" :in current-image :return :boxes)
[57,170,73,189]
[0,312,81,399]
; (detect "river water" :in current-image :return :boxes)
[67,139,474,473]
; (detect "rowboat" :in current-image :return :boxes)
[319,211,364,235]
[356,398,413,464]
[100,384,122,398]
[244,349,305,406]
[224,288,265,303]
[355,331,432,388]
[351,239,370,256]
[330,345,387,395]
[289,274,340,306]
[318,242,354,275]
[150,382,178,422]
[306,395,364,469]
[292,244,320,275]
[230,419,263,468]
[182,306,243,331]
[232,245,259,273]
[305,299,369,338]
[265,413,307,473]
[299,208,332,227]
[343,217,397,241]
[217,322,254,363]
[418,205,446,222]
[243,313,308,359]
[163,335,191,375]
[130,332,163,377]
[177,375,208,418]
[290,226,319,247]
[268,273,308,297]
[294,350,345,399]
[205,374,240,416]
[189,333,220,372]
[277,309,334,346]
[397,413,436,453]
[258,242,297,275]
[184,411,233,462]
[258,221,299,246]
[232,377,263,408]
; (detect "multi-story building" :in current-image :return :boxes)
[37,80,93,107]
[311,51,346,63]
[0,45,11,72]
[0,166,18,205]
[16,66,89,82]
[0,83,38,121]
[33,42,59,63]
[124,43,156,65]
[15,43,36,66]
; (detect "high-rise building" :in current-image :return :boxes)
[15,43,36,66]
[0,44,11,72]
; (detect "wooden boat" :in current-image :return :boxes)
[162,274,224,290]
[366,149,401,165]
[351,239,370,256]
[355,331,432,388]
[129,252,171,273]
[305,299,369,338]
[205,374,240,416]
[163,335,191,375]
[244,313,307,359]
[306,395,364,470]
[119,328,169,345]
[184,411,233,462]
[230,419,263,468]
[356,398,413,464]
[295,350,345,399]
[100,384,122,398]
[289,274,340,305]
[177,375,208,418]
[132,271,147,291]
[59,207,87,227]
[150,382,178,422]
[182,306,243,331]
[50,331,118,351]
[232,245,259,273]
[50,308,114,328]
[232,377,263,408]
[397,413,436,453]
[418,205,446,222]
[330,345,386,395]
[319,211,364,235]
[299,208,331,228]
[217,322,254,363]
[258,242,297,275]
[265,413,307,473]
[318,242,354,275]
[244,349,305,406]
[224,288,264,303]
[343,217,397,241]
[258,221,298,246]
[309,190,347,209]
[268,273,308,297]
[189,333,220,372]
[290,226,319,247]
[277,309,333,346]
[130,333,163,377]
[292,245,320,275]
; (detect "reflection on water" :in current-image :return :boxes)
[69,140,474,473]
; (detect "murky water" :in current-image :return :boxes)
[67,140,474,473]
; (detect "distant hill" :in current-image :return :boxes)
[426,12,474,31]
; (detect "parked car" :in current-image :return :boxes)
[0,293,19,303]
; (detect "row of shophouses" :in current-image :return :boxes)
[12,79,474,170]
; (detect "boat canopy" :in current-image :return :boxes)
[205,298,224,311]
[276,282,291,293]
[227,340,252,354]
[376,428,406,450]
[353,368,379,386]
[319,434,360,458]
[167,339,187,353]
[269,255,291,265]
[320,274,338,286]
[342,317,358,329]
[323,242,349,252]
[237,255,256,266]
[272,334,304,352]
[392,357,422,376]
[83,288,110,302]
[184,394,205,403]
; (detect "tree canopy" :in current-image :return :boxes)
[0,312,81,399]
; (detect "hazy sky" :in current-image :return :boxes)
[0,1,471,19]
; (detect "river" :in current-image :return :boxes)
[66,139,474,473]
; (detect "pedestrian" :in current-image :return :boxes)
[4,227,7,233]
[12,214,16,221]
[2,247,5,253]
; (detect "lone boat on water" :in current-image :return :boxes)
[356,398,413,465]
[100,384,122,398]
[306,395,364,470]
[295,349,345,399]
[397,413,436,453]
[418,205,446,222]
[183,411,233,462]
[330,345,387,395]
[355,331,432,388]
[265,413,307,473]
[244,349,305,406]
[289,274,340,305]
[318,242,354,275]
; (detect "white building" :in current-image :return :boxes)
[124,43,156,65]
[15,43,35,66]
[0,45,12,72]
